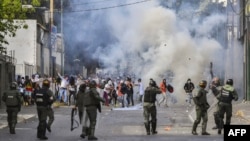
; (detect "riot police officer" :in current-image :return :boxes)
[46,90,56,133]
[75,83,89,139]
[83,80,105,140]
[34,79,54,140]
[209,77,222,130]
[216,79,238,134]
[192,80,210,135]
[143,79,162,135]
[2,82,22,134]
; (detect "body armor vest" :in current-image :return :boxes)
[144,87,156,103]
[35,88,48,106]
[220,88,233,103]
[5,91,19,106]
[83,89,100,106]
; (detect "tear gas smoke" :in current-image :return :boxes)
[63,0,244,102]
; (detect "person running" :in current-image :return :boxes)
[158,79,168,107]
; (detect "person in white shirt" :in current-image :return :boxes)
[134,78,144,105]
[57,72,69,104]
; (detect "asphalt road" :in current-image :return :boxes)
[0,101,224,141]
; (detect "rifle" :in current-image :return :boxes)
[210,62,214,79]
[78,111,83,124]
[97,103,101,113]
[70,108,79,131]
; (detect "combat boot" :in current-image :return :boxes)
[151,121,157,135]
[10,123,16,134]
[46,126,51,133]
[88,128,98,140]
[201,132,210,135]
[39,125,48,140]
[192,122,198,135]
[144,122,150,135]
[8,123,11,134]
[218,129,222,135]
[80,127,87,138]
[39,136,48,140]
[37,126,42,138]
[201,123,210,135]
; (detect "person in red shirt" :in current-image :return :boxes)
[158,79,168,107]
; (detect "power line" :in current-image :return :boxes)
[64,0,154,13]
[70,0,118,6]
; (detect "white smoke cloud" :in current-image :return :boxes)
[64,0,243,101]
[93,4,224,101]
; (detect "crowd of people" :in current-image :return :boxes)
[1,72,239,140]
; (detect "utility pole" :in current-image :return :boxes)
[49,0,54,77]
[61,0,64,75]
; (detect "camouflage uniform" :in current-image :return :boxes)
[83,81,105,140]
[216,82,238,134]
[75,83,90,138]
[46,94,56,132]
[2,83,22,134]
[192,83,210,135]
[143,81,162,135]
[35,81,54,140]
[209,79,222,130]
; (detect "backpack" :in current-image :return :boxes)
[120,83,127,94]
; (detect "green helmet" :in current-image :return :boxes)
[79,83,86,92]
[226,79,233,86]
[42,79,50,88]
[199,80,207,88]
[149,79,156,87]
[89,80,97,88]
[10,82,17,90]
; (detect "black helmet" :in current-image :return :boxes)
[199,80,207,88]
[89,80,97,88]
[149,79,156,87]
[226,79,233,86]
[10,82,17,89]
[79,83,86,92]
[42,79,50,88]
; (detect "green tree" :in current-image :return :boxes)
[0,0,41,50]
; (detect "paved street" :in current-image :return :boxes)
[0,92,250,141]
[0,104,221,141]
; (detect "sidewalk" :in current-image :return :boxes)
[0,105,37,129]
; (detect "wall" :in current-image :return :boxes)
[5,20,37,77]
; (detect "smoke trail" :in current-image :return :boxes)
[63,0,243,101]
